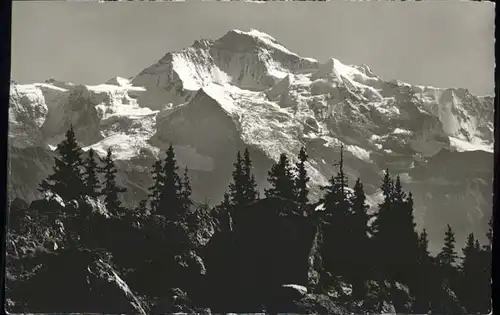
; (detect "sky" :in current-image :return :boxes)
[11,2,495,96]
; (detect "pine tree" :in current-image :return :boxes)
[370,170,393,238]
[417,229,430,264]
[459,232,485,313]
[100,147,126,216]
[82,148,101,198]
[349,177,372,298]
[157,144,183,219]
[399,191,419,269]
[39,125,85,201]
[371,171,395,277]
[242,148,259,203]
[148,159,164,213]
[351,178,371,236]
[319,145,352,276]
[462,233,477,271]
[414,228,432,312]
[372,171,418,283]
[380,168,393,202]
[321,144,349,207]
[229,151,246,208]
[438,224,458,267]
[334,144,348,202]
[393,175,406,203]
[181,166,193,210]
[295,147,310,206]
[265,153,297,200]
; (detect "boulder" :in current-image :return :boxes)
[6,248,146,314]
[294,293,350,315]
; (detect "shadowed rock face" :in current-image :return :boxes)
[7,249,146,314]
[6,195,148,314]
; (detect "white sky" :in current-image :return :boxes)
[11,1,495,96]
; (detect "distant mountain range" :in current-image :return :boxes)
[8,29,493,252]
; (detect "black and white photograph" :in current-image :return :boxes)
[6,1,495,314]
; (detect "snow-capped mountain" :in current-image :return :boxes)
[8,29,493,253]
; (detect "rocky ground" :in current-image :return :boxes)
[6,193,468,314]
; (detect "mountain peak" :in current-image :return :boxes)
[9,29,494,256]
[133,29,318,94]
[214,29,304,58]
[231,29,280,43]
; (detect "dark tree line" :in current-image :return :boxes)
[26,127,492,314]
[39,126,127,215]
[148,144,193,221]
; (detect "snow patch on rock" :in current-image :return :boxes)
[449,136,493,153]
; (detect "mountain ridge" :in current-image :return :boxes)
[8,29,493,253]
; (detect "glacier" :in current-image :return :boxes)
[8,29,493,253]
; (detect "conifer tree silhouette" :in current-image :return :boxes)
[380,168,393,203]
[242,148,259,203]
[39,125,85,202]
[437,224,459,291]
[334,144,348,202]
[265,153,297,200]
[149,159,164,213]
[459,232,484,313]
[462,232,477,273]
[349,177,372,298]
[229,151,246,209]
[392,175,406,203]
[295,147,310,206]
[474,239,481,254]
[319,144,352,276]
[351,178,372,238]
[396,189,419,282]
[100,147,126,216]
[82,148,101,198]
[321,144,350,212]
[371,171,394,237]
[181,166,193,210]
[414,228,432,313]
[438,224,458,267]
[372,171,418,283]
[417,229,430,265]
[157,144,183,219]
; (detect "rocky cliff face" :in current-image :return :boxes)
[8,29,493,251]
